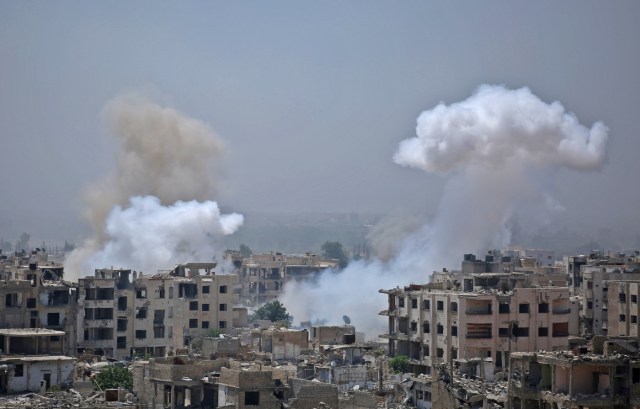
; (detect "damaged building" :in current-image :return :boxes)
[77,263,239,359]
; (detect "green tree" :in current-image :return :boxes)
[388,355,409,374]
[92,366,133,390]
[321,241,349,268]
[239,244,253,258]
[250,300,292,325]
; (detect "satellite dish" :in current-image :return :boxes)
[343,315,351,325]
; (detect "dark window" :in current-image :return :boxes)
[245,391,260,406]
[117,336,127,349]
[219,285,227,294]
[154,326,165,338]
[117,318,127,332]
[189,319,198,328]
[219,320,227,329]
[47,313,60,326]
[14,364,24,377]
[158,286,165,299]
[437,301,444,311]
[202,321,209,329]
[633,368,640,384]
[451,326,458,336]
[587,301,593,309]
[538,303,549,313]
[499,327,509,337]
[136,288,147,299]
[632,316,638,324]
[202,304,210,311]
[423,300,430,310]
[27,298,36,308]
[451,348,458,360]
[620,314,626,322]
[519,303,530,313]
[411,322,417,332]
[190,301,198,311]
[620,293,627,303]
[436,348,444,358]
[423,322,430,333]
[202,286,210,294]
[450,302,458,312]
[135,330,146,339]
[219,303,226,311]
[499,302,510,313]
[398,297,405,308]
[437,324,443,334]
[154,310,165,324]
[513,327,529,337]
[136,308,147,319]
[411,298,418,308]
[118,297,127,311]
[632,294,638,303]
[538,327,549,337]
[587,281,593,289]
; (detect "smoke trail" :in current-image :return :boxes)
[282,85,609,337]
[65,93,234,280]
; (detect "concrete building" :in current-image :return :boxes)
[217,366,285,409]
[579,252,640,336]
[0,328,75,393]
[380,279,577,376]
[77,263,238,359]
[251,328,309,363]
[237,253,338,305]
[508,351,640,408]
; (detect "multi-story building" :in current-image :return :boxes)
[381,254,578,376]
[579,252,640,336]
[236,253,338,305]
[0,251,77,353]
[77,263,238,359]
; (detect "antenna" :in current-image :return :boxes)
[343,315,351,325]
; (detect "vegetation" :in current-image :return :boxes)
[190,328,222,350]
[250,300,292,325]
[388,355,409,374]
[92,366,133,390]
[321,241,349,268]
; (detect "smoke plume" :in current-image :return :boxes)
[65,93,237,279]
[282,85,609,338]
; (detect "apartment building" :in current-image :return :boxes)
[579,252,640,336]
[237,253,338,305]
[77,263,238,359]
[0,251,77,353]
[381,253,578,376]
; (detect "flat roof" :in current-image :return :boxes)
[0,355,74,362]
[0,328,65,336]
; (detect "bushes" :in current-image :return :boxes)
[389,355,409,373]
[92,366,133,390]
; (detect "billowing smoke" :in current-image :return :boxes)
[282,85,609,337]
[87,196,243,274]
[65,93,238,279]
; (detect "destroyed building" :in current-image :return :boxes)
[235,252,338,305]
[0,328,75,393]
[381,253,578,376]
[77,263,239,359]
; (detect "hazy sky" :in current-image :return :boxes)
[1,2,639,242]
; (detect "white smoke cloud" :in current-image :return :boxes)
[282,84,609,338]
[393,84,608,173]
[86,196,243,274]
[65,92,235,280]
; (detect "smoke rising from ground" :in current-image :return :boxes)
[282,85,609,338]
[88,196,242,274]
[65,93,233,280]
